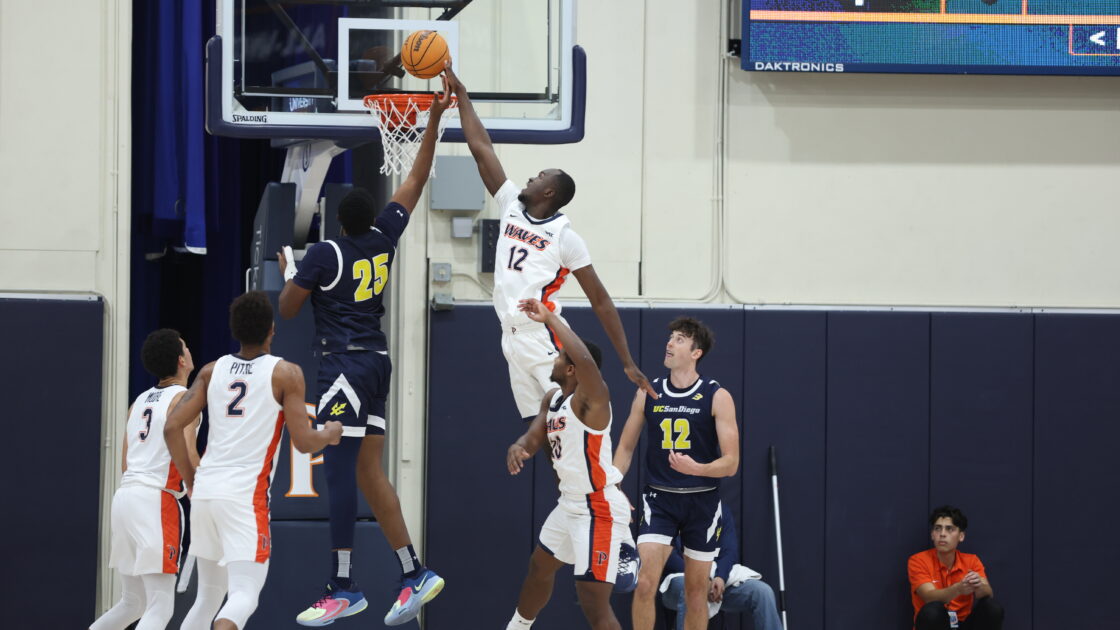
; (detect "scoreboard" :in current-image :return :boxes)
[744,1,1120,75]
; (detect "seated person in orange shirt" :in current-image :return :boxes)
[908,506,1004,630]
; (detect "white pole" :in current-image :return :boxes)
[770,446,788,629]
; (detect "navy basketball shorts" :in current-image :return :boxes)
[315,350,392,437]
[637,487,723,561]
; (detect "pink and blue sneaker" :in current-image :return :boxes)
[383,568,445,626]
[296,581,368,627]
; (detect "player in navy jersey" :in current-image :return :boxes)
[277,72,451,627]
[614,317,740,630]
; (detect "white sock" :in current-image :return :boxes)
[506,609,534,629]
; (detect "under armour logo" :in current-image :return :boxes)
[330,402,347,416]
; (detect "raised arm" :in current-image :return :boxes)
[164,363,214,490]
[443,62,506,195]
[519,298,610,430]
[668,387,739,478]
[507,391,554,475]
[390,73,453,212]
[277,247,312,320]
[273,361,342,453]
[571,265,656,399]
[612,389,647,477]
[168,390,203,467]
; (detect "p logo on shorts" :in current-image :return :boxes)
[595,551,609,566]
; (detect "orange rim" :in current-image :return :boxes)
[362,93,455,130]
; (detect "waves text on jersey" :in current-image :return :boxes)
[504,224,552,251]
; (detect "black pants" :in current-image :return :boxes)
[915,598,1004,630]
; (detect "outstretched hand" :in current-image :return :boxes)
[430,71,452,115]
[518,298,553,323]
[442,59,464,95]
[625,364,658,399]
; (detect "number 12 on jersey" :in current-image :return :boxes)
[353,254,390,301]
[507,246,527,272]
[660,418,691,450]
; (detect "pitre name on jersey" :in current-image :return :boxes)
[229,361,255,375]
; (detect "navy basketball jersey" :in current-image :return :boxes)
[293,202,409,353]
[643,375,724,490]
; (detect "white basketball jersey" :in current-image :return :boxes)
[121,384,188,494]
[193,353,285,503]
[492,179,592,327]
[545,389,622,497]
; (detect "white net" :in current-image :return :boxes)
[364,95,459,177]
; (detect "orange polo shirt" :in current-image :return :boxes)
[907,548,987,622]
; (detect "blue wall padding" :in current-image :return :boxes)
[1033,314,1120,630]
[423,306,1120,629]
[425,308,532,629]
[3,297,103,629]
[929,313,1034,630]
[742,310,828,629]
[825,312,931,630]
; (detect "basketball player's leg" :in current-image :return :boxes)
[181,498,228,630]
[180,558,227,630]
[633,487,682,630]
[678,492,722,630]
[298,353,370,626]
[507,505,573,629]
[134,573,176,630]
[358,352,444,625]
[213,560,269,630]
[502,328,558,420]
[89,573,145,630]
[575,581,622,630]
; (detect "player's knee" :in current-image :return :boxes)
[974,596,1004,621]
[634,572,659,599]
[136,593,174,629]
[218,590,260,628]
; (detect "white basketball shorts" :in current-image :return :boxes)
[501,319,568,418]
[538,485,634,583]
[190,498,272,566]
[108,484,184,576]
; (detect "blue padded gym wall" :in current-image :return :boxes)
[1,296,104,629]
[427,305,1119,629]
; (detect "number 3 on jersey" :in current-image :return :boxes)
[353,253,390,301]
[660,418,691,450]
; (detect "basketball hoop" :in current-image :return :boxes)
[363,93,458,177]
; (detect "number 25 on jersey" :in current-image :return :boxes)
[353,254,390,301]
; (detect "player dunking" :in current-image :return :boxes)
[441,64,657,419]
[90,329,199,630]
[277,74,452,626]
[613,317,741,630]
[504,298,635,630]
[166,292,343,630]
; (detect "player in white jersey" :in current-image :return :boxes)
[165,292,343,630]
[504,298,635,630]
[443,64,656,419]
[91,328,200,630]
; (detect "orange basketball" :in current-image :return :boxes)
[401,31,449,80]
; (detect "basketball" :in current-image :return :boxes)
[401,31,449,80]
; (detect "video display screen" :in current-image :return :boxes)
[744,1,1120,75]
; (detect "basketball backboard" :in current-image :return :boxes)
[207,0,584,144]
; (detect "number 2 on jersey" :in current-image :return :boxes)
[507,246,528,272]
[659,418,691,450]
[227,381,247,417]
[353,253,390,301]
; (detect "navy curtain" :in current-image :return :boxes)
[129,1,362,399]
